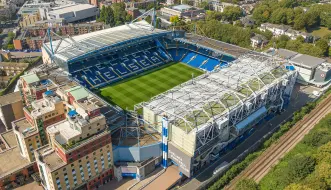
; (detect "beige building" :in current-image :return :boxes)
[0,62,29,76]
[19,14,41,28]
[0,130,38,189]
[0,92,24,131]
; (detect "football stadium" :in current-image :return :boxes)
[42,20,298,179]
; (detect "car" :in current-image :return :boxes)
[213,161,229,175]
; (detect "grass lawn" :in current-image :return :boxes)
[308,27,331,37]
[99,62,204,110]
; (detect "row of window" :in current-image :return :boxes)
[54,151,112,189]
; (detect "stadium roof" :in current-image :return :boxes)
[290,54,325,69]
[181,34,250,58]
[142,53,293,133]
[44,21,170,62]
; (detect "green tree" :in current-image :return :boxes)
[198,1,209,10]
[284,183,313,190]
[222,6,243,22]
[206,11,223,21]
[285,40,302,52]
[293,16,306,30]
[287,155,316,182]
[315,39,329,56]
[252,5,271,24]
[279,0,298,8]
[7,32,15,39]
[302,130,331,148]
[7,44,14,50]
[236,179,259,190]
[316,142,331,163]
[170,15,180,25]
[113,2,127,26]
[315,162,331,186]
[298,44,324,57]
[98,6,115,26]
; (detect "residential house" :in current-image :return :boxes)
[250,33,268,48]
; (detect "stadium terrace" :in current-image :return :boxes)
[41,20,298,179]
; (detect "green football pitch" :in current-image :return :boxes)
[99,62,204,110]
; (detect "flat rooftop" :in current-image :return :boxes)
[290,54,326,69]
[49,4,96,15]
[48,120,80,145]
[0,147,32,179]
[267,48,298,59]
[182,34,250,58]
[0,91,21,106]
[13,118,36,137]
[1,130,16,148]
[172,4,195,11]
[37,146,66,171]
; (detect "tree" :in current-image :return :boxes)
[252,5,271,24]
[222,6,243,22]
[198,1,209,10]
[113,2,127,26]
[304,10,320,29]
[279,0,298,8]
[170,15,180,25]
[303,130,331,148]
[285,40,302,52]
[315,39,329,56]
[298,44,324,58]
[98,6,115,26]
[206,11,223,21]
[7,44,14,50]
[284,183,313,190]
[315,162,331,186]
[7,32,15,39]
[236,179,259,190]
[287,155,316,182]
[316,142,331,163]
[293,16,306,30]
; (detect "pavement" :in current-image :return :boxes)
[180,84,318,190]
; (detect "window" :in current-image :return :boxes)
[93,152,96,155]
[28,139,31,142]
[88,127,91,130]
[97,123,100,126]
[63,168,66,171]
[71,164,74,167]
[86,156,89,159]
[100,149,102,152]
[97,128,100,131]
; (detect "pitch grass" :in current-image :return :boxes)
[99,62,204,110]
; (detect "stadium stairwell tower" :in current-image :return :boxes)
[162,116,169,168]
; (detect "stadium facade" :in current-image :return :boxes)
[42,20,297,179]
